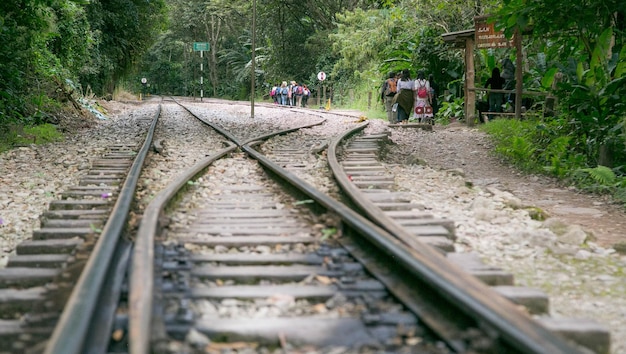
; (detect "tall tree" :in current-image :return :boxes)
[82,0,166,95]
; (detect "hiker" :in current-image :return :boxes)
[294,82,304,107]
[380,72,397,123]
[391,69,414,124]
[302,84,310,107]
[279,81,289,105]
[288,81,296,106]
[270,83,280,104]
[413,70,433,124]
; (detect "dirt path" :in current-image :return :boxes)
[412,122,626,249]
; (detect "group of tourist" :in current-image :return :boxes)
[270,81,311,107]
[380,69,439,125]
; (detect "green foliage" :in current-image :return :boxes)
[482,119,537,170]
[21,124,64,144]
[541,136,571,178]
[483,117,626,206]
[321,227,337,241]
[1,0,166,140]
[577,165,617,186]
[0,123,64,152]
[436,96,464,124]
[496,0,626,168]
[573,166,626,204]
[84,0,167,94]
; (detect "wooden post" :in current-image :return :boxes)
[515,28,523,119]
[465,36,476,127]
[317,84,320,108]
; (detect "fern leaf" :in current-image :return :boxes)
[579,165,616,185]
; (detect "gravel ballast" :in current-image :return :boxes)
[0,100,624,353]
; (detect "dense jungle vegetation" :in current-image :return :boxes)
[1,0,625,203]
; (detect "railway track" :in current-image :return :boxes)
[0,99,610,353]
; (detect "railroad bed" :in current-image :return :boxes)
[0,98,612,354]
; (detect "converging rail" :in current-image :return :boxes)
[0,99,609,353]
[124,101,600,353]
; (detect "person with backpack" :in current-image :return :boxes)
[294,82,304,107]
[270,83,280,105]
[288,81,296,106]
[302,84,310,107]
[279,81,289,105]
[380,72,397,123]
[413,70,433,124]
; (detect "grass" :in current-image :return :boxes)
[0,123,64,153]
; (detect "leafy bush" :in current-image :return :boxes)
[436,96,464,124]
[573,166,626,204]
[483,117,626,207]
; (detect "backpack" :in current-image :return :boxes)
[281,87,288,95]
[270,87,276,96]
[384,78,397,96]
[295,85,303,95]
[417,80,428,99]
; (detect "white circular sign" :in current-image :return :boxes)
[141,77,147,84]
[317,71,326,81]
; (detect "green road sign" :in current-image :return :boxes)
[193,42,210,51]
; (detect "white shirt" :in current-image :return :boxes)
[396,79,414,90]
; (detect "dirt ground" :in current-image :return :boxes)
[412,121,626,249]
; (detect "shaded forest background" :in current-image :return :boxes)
[1,0,625,202]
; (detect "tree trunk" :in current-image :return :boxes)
[598,144,613,167]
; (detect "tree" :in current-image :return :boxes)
[82,0,166,95]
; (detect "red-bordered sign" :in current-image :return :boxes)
[317,71,326,81]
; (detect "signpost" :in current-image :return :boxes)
[317,71,326,108]
[193,42,210,51]
[140,78,147,101]
[193,42,210,101]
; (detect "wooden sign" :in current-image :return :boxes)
[474,16,513,49]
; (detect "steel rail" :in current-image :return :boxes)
[125,104,581,353]
[44,105,162,354]
[128,105,324,353]
[325,123,584,354]
[128,143,237,354]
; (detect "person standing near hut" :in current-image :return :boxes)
[485,67,506,119]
